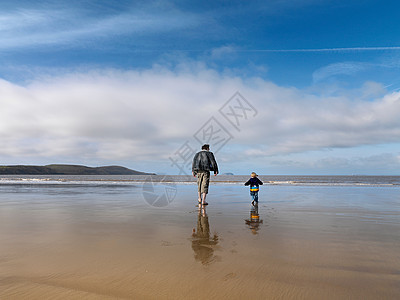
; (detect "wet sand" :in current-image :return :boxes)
[0,184,399,299]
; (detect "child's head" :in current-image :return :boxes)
[251,172,257,178]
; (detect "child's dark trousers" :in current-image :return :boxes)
[250,191,259,203]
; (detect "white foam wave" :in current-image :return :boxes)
[0,177,397,187]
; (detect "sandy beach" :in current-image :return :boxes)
[0,181,399,299]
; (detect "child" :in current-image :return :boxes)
[244,172,263,205]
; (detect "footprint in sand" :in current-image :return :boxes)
[223,272,237,281]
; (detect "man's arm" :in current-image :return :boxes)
[192,152,199,176]
[208,152,218,175]
[244,179,251,186]
[257,178,263,185]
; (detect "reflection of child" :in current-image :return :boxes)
[245,203,263,234]
[244,172,263,205]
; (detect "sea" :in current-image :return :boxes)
[1,174,400,186]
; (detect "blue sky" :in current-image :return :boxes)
[1,0,400,174]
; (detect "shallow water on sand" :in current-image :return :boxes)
[0,183,399,299]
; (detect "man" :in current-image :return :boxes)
[192,144,219,205]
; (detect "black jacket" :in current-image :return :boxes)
[192,150,219,175]
[244,177,263,187]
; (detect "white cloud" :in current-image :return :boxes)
[312,56,400,85]
[264,152,400,175]
[210,46,236,59]
[312,62,371,83]
[1,64,400,169]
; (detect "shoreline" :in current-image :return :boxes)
[1,174,400,187]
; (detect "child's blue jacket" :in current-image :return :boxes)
[244,177,263,188]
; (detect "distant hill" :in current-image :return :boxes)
[0,164,155,175]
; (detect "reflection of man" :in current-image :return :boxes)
[192,144,219,206]
[245,203,263,235]
[191,207,219,265]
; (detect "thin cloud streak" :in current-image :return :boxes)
[245,46,400,53]
[0,7,200,50]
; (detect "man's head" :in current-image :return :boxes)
[251,172,257,178]
[201,144,210,150]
